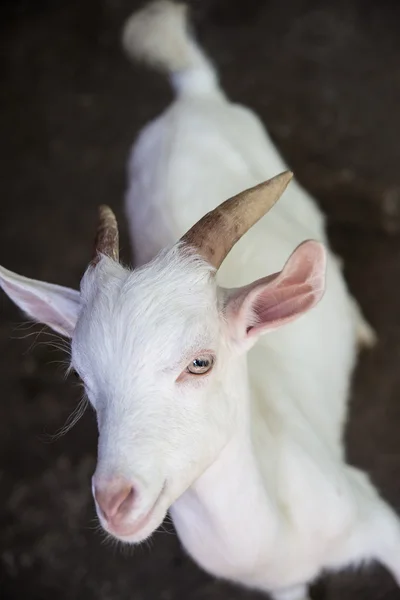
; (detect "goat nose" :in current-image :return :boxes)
[94,478,135,523]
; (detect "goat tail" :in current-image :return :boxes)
[122,1,219,96]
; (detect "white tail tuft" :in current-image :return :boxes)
[122,0,218,95]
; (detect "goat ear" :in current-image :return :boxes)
[0,265,80,338]
[223,241,326,344]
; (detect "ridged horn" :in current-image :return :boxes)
[180,171,293,269]
[91,205,119,266]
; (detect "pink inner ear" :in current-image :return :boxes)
[247,241,326,335]
[248,281,318,334]
[2,280,68,331]
[0,272,80,337]
[226,240,326,340]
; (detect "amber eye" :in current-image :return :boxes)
[187,355,214,375]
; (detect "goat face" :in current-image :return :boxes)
[72,248,236,542]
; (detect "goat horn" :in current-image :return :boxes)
[91,205,119,266]
[180,171,293,269]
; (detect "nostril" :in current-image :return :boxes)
[118,487,134,514]
[94,482,135,522]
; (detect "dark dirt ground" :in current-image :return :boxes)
[2,0,400,598]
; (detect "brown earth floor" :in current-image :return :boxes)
[2,0,400,598]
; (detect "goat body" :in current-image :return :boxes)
[0,2,398,599]
[122,3,397,598]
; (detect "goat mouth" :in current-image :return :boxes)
[104,482,166,540]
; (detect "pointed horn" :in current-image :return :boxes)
[91,205,119,266]
[180,171,293,269]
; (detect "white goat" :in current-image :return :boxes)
[0,2,399,599]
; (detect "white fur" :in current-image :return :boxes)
[1,3,398,600]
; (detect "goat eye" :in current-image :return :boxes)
[187,355,214,375]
